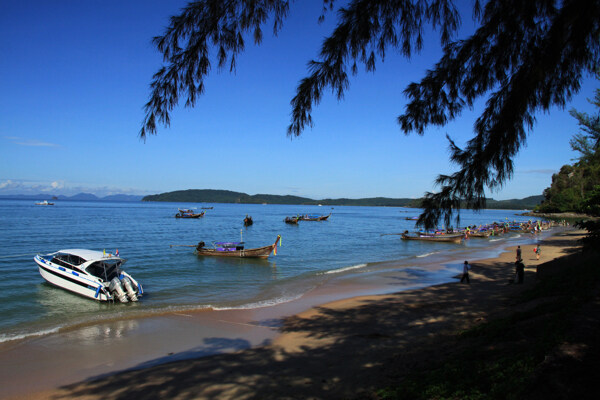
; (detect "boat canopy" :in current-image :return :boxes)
[214,242,245,251]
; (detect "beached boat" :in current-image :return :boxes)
[34,249,143,302]
[300,213,331,221]
[35,200,54,205]
[244,215,253,226]
[175,209,205,218]
[284,216,300,224]
[467,230,492,238]
[401,232,464,243]
[194,235,281,258]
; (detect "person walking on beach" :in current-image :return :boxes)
[515,259,525,284]
[534,245,541,260]
[461,261,471,284]
[516,245,522,261]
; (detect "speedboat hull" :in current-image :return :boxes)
[34,250,143,302]
[36,256,111,301]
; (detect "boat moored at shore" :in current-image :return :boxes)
[34,249,143,302]
[401,231,464,243]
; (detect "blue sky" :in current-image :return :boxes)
[1,0,597,200]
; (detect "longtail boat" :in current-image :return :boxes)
[284,216,300,224]
[467,230,492,238]
[300,213,331,221]
[244,215,253,226]
[401,232,463,243]
[194,235,281,258]
[175,209,205,218]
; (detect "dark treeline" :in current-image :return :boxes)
[142,189,543,210]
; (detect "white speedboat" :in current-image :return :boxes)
[34,249,143,302]
[35,200,54,205]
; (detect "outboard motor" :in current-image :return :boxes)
[109,277,128,303]
[121,276,138,302]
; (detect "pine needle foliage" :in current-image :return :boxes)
[141,0,600,229]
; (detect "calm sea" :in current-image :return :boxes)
[0,200,550,342]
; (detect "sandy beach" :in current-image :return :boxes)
[2,228,589,399]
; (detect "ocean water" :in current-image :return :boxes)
[0,200,549,342]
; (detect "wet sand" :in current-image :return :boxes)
[2,228,584,399]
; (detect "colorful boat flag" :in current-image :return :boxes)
[115,249,119,256]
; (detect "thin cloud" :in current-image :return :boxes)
[0,179,150,197]
[3,136,60,147]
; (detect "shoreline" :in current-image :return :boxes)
[1,228,584,399]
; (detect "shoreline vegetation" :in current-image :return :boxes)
[6,228,600,399]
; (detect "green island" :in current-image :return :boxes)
[142,189,545,210]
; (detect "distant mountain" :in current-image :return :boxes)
[0,189,543,208]
[67,192,100,201]
[102,194,145,202]
[485,195,545,210]
[142,189,405,205]
[142,189,542,209]
[142,189,315,205]
[0,193,144,202]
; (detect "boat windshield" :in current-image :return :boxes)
[85,260,122,282]
[51,253,87,272]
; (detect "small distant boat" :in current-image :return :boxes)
[35,200,54,206]
[405,216,419,220]
[284,216,300,224]
[201,207,213,209]
[300,213,331,221]
[244,215,253,226]
[34,249,142,302]
[401,232,463,243]
[192,235,281,259]
[175,209,205,218]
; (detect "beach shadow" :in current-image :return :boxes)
[46,261,529,400]
[46,234,586,400]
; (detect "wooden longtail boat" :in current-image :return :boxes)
[467,230,492,238]
[300,213,331,221]
[284,216,300,224]
[401,232,463,243]
[244,215,253,226]
[175,209,205,218]
[194,235,280,258]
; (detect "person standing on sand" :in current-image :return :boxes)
[515,259,525,284]
[535,245,541,260]
[516,245,522,261]
[461,260,471,284]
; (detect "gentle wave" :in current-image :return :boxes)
[416,251,438,258]
[321,263,367,275]
[212,294,305,311]
[0,326,61,343]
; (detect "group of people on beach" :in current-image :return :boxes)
[460,243,542,285]
[513,244,540,284]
